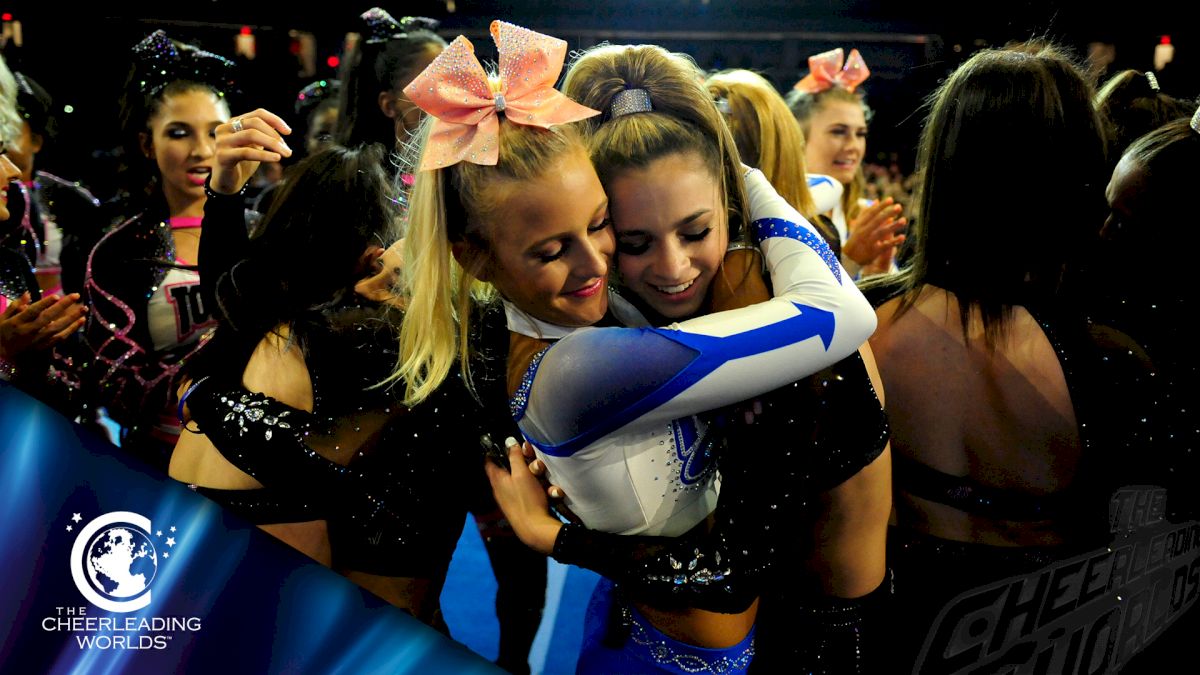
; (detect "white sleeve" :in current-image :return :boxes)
[515,171,876,457]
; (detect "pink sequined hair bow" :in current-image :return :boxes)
[404,20,600,171]
[793,48,871,94]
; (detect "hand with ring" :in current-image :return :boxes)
[211,109,294,196]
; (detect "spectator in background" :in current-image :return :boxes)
[5,72,104,297]
[250,78,342,215]
[0,54,88,399]
[80,30,251,469]
[788,48,905,276]
[336,9,444,166]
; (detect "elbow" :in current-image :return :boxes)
[831,287,877,358]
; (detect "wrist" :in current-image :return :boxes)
[204,174,249,200]
[528,518,564,557]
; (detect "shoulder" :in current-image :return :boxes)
[242,327,315,412]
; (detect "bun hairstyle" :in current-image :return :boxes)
[561,44,750,246]
[706,69,818,220]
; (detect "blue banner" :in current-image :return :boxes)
[0,383,500,675]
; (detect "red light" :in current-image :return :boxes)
[1161,35,1171,45]
[1,13,12,21]
[288,41,302,55]
[327,55,340,68]
[240,26,252,36]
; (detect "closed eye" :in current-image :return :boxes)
[682,227,712,243]
[536,247,565,263]
[588,216,611,234]
[617,234,650,256]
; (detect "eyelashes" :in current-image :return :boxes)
[617,241,649,256]
[617,227,712,256]
[536,217,611,264]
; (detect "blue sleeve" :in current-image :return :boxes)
[516,171,876,457]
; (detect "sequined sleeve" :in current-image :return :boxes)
[186,376,476,578]
[552,520,759,614]
[186,379,398,525]
[81,217,194,429]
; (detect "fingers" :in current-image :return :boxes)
[483,455,506,484]
[1,292,29,320]
[506,441,527,474]
[548,485,564,500]
[237,108,293,136]
[229,124,292,158]
[222,114,292,156]
[521,440,536,461]
[860,197,893,220]
[861,208,904,235]
[41,305,87,336]
[218,147,283,166]
[30,294,83,328]
[45,317,87,345]
[16,294,64,323]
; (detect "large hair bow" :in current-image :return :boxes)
[404,20,600,171]
[131,30,238,97]
[793,48,870,94]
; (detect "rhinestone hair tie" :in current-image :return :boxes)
[1191,105,1200,135]
[1145,71,1160,92]
[610,88,653,118]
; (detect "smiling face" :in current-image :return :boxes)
[607,152,728,322]
[473,148,614,328]
[143,88,229,214]
[803,98,867,185]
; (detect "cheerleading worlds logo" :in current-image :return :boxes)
[41,510,203,650]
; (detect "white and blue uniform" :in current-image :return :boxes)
[508,169,877,537]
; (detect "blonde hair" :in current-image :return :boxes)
[390,114,586,406]
[705,69,817,220]
[0,55,21,145]
[786,84,871,220]
[562,44,751,246]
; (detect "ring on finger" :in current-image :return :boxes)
[231,117,244,133]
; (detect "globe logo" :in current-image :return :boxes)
[70,511,157,612]
[85,526,157,600]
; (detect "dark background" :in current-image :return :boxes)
[2,0,1194,202]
